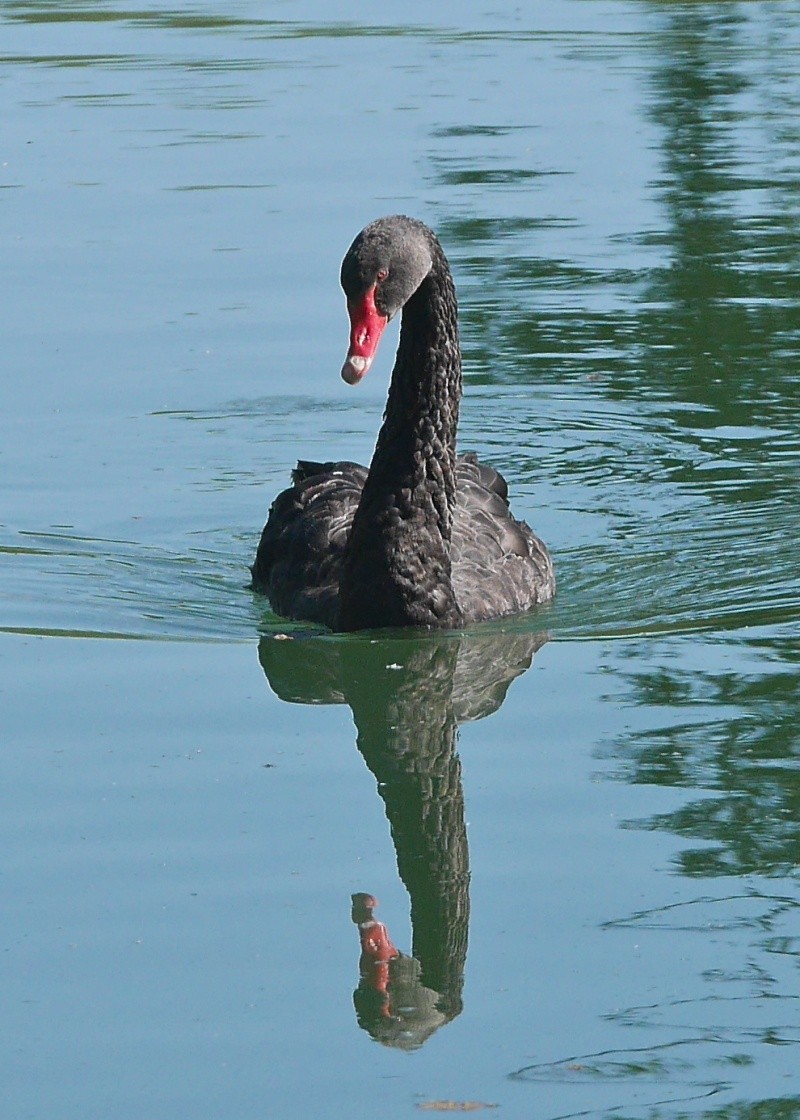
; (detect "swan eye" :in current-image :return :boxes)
[376,267,389,282]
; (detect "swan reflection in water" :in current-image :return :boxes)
[258,627,546,1049]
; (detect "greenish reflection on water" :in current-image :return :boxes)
[439,4,799,642]
[611,629,800,878]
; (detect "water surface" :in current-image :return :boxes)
[2,3,798,1118]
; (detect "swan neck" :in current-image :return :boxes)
[337,243,464,631]
[378,248,462,511]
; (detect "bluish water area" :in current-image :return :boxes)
[2,3,798,1118]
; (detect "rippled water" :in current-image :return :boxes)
[2,3,798,1118]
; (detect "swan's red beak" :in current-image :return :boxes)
[342,285,388,385]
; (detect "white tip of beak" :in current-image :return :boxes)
[341,354,372,385]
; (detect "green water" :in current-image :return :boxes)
[1,3,798,1118]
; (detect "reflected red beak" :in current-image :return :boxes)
[341,285,388,385]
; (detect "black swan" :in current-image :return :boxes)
[252,215,554,631]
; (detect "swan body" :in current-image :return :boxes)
[252,215,554,631]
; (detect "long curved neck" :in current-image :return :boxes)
[372,252,462,531]
[338,245,463,631]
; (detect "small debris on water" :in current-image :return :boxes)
[417,1104,498,1113]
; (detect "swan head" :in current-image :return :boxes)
[340,215,434,384]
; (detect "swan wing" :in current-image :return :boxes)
[252,461,367,627]
[452,455,555,623]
